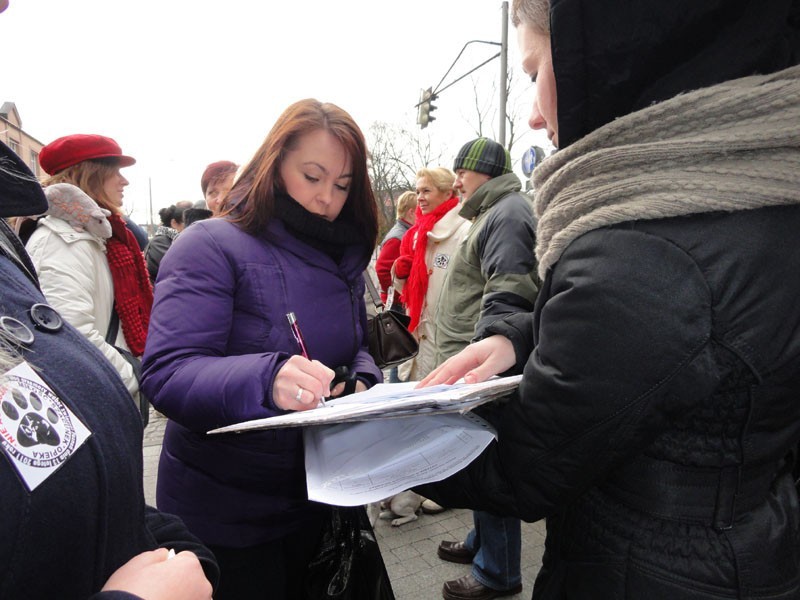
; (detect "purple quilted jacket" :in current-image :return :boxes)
[141,217,381,547]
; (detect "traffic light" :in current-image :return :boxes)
[416,87,438,129]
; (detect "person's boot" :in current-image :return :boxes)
[437,540,476,564]
[442,574,522,600]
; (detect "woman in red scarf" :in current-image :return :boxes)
[25,134,152,406]
[392,167,469,381]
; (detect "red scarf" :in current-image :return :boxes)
[400,195,459,332]
[106,214,153,356]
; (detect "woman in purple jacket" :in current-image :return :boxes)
[141,99,381,599]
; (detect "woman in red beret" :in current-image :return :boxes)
[25,134,152,418]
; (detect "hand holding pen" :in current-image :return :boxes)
[272,312,335,411]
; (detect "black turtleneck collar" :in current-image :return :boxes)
[273,193,364,263]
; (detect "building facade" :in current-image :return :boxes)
[1,101,44,177]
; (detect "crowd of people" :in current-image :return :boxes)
[1,0,799,599]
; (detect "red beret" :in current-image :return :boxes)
[39,134,136,175]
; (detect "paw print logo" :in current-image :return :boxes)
[0,375,78,470]
[1,388,61,448]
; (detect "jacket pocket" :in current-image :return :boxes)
[231,263,286,349]
[532,555,628,599]
[626,560,737,599]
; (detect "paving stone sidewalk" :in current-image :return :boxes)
[142,408,545,599]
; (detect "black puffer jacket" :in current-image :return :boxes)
[418,1,800,598]
[144,226,178,284]
[424,206,800,597]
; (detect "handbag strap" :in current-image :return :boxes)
[363,272,385,313]
[105,307,120,345]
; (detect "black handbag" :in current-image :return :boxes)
[105,309,150,427]
[363,274,418,369]
[304,505,395,600]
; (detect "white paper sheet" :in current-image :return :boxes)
[303,412,496,506]
[208,375,521,434]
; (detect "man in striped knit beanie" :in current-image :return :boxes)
[452,137,513,179]
[432,136,540,600]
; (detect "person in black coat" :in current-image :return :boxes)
[0,138,217,598]
[418,1,800,598]
[144,203,190,284]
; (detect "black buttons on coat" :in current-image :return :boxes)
[29,303,63,332]
[0,316,35,345]
[0,304,63,349]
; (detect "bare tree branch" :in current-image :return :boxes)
[366,122,444,235]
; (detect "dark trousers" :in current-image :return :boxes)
[208,514,325,600]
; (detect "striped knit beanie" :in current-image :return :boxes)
[453,137,512,178]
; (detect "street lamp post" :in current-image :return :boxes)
[499,1,509,146]
[415,2,509,145]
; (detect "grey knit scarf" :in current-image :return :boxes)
[533,64,800,279]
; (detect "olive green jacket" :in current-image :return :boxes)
[434,172,539,364]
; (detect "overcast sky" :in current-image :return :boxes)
[3,0,549,224]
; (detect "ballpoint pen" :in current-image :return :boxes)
[286,311,309,359]
[286,312,326,405]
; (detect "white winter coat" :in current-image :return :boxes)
[393,205,470,381]
[26,216,139,397]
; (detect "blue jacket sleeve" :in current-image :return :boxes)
[143,505,219,590]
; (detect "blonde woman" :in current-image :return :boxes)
[26,134,151,400]
[392,167,469,381]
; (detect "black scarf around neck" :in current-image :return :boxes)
[274,193,364,263]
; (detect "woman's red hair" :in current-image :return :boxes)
[224,99,378,246]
